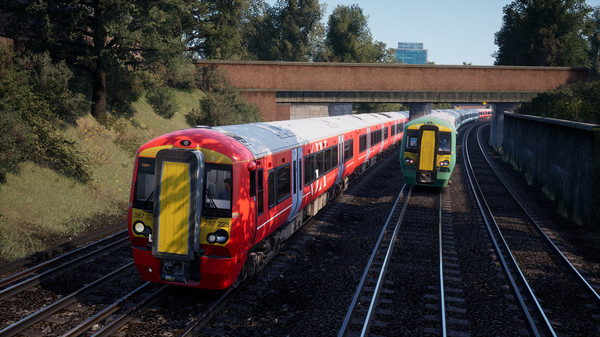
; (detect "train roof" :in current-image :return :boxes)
[214,111,408,158]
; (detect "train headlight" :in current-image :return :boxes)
[404,157,414,165]
[133,221,152,236]
[439,160,450,167]
[207,229,229,244]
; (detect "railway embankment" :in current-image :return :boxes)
[499,112,600,229]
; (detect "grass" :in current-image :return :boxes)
[0,89,203,262]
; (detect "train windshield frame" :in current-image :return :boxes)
[133,157,156,211]
[438,132,452,154]
[203,163,233,218]
[405,130,419,152]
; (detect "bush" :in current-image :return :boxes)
[519,81,600,124]
[146,86,179,119]
[19,52,88,124]
[0,48,91,185]
[186,66,262,126]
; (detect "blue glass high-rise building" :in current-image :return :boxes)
[395,42,428,64]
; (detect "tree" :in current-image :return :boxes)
[201,0,253,60]
[244,0,324,61]
[5,0,202,124]
[322,4,387,63]
[494,0,592,66]
[588,6,600,79]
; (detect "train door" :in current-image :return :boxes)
[417,125,438,184]
[365,127,371,161]
[335,134,344,184]
[288,147,303,219]
[253,162,266,244]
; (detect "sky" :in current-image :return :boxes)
[266,0,600,66]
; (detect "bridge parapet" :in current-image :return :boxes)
[194,60,588,121]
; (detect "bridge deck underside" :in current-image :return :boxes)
[275,91,540,103]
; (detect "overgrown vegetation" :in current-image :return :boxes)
[518,81,600,124]
[0,47,257,262]
[0,48,91,185]
[186,66,262,126]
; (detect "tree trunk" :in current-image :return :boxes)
[91,65,107,125]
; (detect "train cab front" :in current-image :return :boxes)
[401,124,454,187]
[128,146,245,290]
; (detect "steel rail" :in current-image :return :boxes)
[360,185,412,337]
[61,281,153,337]
[90,284,171,337]
[462,124,554,337]
[337,184,410,337]
[0,263,135,336]
[0,236,130,301]
[0,230,127,289]
[475,126,600,303]
[437,192,446,337]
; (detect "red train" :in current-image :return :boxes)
[128,111,409,289]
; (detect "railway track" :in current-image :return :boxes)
[338,185,457,337]
[463,122,600,336]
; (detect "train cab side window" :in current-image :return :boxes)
[359,134,368,153]
[405,130,419,152]
[438,132,451,153]
[203,164,233,217]
[344,139,354,163]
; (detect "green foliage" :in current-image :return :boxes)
[6,0,200,124]
[107,67,145,115]
[355,103,408,114]
[518,81,600,124]
[186,67,262,126]
[243,0,325,61]
[0,48,91,186]
[321,4,387,63]
[0,48,35,184]
[146,86,180,119]
[494,0,592,66]
[589,7,600,80]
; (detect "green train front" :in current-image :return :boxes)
[400,117,457,188]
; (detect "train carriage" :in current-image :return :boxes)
[399,109,478,188]
[128,111,409,289]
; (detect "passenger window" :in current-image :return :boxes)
[277,165,291,203]
[359,134,368,153]
[344,139,354,162]
[304,154,314,186]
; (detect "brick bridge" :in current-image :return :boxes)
[194,60,588,121]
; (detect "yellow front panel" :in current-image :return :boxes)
[158,161,190,256]
[419,130,436,171]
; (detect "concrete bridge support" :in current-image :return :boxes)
[409,103,432,121]
[490,103,521,149]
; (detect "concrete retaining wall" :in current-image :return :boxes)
[502,113,600,228]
